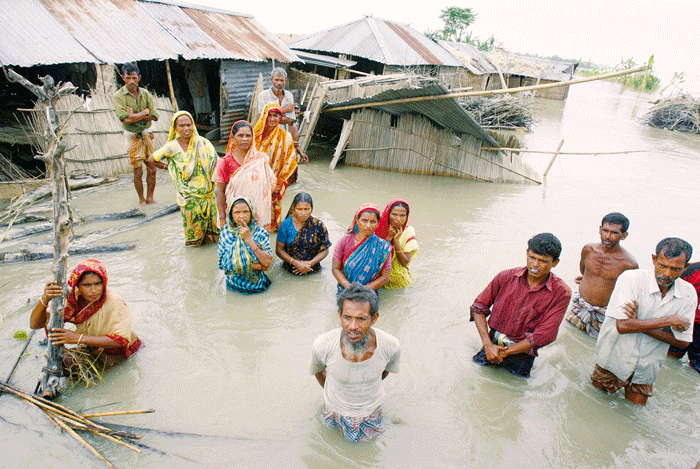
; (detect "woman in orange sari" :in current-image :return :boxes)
[253,103,297,232]
[215,120,276,231]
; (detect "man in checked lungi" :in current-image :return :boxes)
[112,62,159,204]
[310,283,400,441]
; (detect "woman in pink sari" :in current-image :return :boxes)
[215,120,276,231]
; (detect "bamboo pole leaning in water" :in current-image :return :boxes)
[480,147,648,155]
[324,65,648,113]
[543,139,565,178]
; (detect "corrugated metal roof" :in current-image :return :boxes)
[291,50,356,68]
[289,17,462,67]
[323,84,499,146]
[41,0,184,63]
[0,0,299,67]
[487,50,578,82]
[0,0,97,67]
[439,41,498,75]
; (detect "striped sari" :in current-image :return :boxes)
[217,197,272,294]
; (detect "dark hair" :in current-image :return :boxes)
[390,201,409,213]
[78,270,103,285]
[528,233,562,261]
[231,120,253,136]
[656,237,692,262]
[358,209,379,222]
[336,282,379,317]
[285,192,313,219]
[229,197,251,219]
[601,212,630,232]
[121,62,139,76]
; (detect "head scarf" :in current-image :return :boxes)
[253,103,284,146]
[348,203,381,234]
[167,110,198,142]
[163,111,209,182]
[63,259,108,324]
[227,196,257,231]
[224,120,255,157]
[375,198,410,240]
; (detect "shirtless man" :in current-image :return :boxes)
[566,212,638,337]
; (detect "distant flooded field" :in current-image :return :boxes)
[1,81,699,468]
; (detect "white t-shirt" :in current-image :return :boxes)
[257,87,295,132]
[595,269,697,384]
[310,327,400,417]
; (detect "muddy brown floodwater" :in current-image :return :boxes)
[1,81,699,468]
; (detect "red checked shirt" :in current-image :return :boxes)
[470,267,571,356]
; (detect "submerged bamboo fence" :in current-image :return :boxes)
[19,89,175,177]
[342,109,540,184]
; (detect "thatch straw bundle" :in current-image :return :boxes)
[460,96,534,131]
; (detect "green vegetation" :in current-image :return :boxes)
[576,56,661,91]
[426,6,501,51]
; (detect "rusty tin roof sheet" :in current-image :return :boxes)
[289,17,462,67]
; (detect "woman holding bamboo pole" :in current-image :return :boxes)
[30,259,141,372]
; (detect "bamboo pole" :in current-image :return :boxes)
[46,413,115,468]
[165,59,178,112]
[324,65,648,113]
[81,409,155,419]
[543,139,565,178]
[481,147,648,155]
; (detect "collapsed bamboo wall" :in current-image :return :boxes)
[21,89,175,177]
[342,108,540,184]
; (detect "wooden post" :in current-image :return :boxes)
[3,67,75,399]
[543,139,565,179]
[165,59,178,112]
[330,119,354,170]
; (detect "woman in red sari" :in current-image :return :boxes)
[253,103,297,232]
[30,259,141,369]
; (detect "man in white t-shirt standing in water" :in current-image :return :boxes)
[310,283,400,441]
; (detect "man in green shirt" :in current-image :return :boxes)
[112,63,159,204]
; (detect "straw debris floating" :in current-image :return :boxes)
[0,380,154,468]
[460,96,534,131]
[642,94,700,134]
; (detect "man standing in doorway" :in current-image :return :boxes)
[112,62,159,204]
[257,67,308,163]
[470,233,572,378]
[566,212,638,337]
[310,283,400,441]
[592,238,696,405]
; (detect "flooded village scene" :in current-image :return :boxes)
[2,0,700,467]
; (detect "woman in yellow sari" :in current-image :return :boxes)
[149,111,219,246]
[253,103,297,232]
[375,198,419,288]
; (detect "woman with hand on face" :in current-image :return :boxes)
[30,259,141,371]
[149,111,219,247]
[218,196,272,294]
[275,192,331,275]
[215,120,276,232]
[332,203,391,292]
[376,199,419,288]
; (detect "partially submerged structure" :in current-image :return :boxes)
[0,0,299,186]
[299,74,540,184]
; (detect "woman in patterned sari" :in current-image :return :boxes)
[276,192,331,275]
[332,203,391,292]
[30,259,141,371]
[218,196,272,294]
[150,111,219,247]
[376,198,419,288]
[215,120,276,231]
[253,103,298,232]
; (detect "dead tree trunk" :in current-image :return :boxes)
[4,67,77,399]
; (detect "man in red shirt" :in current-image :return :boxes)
[470,233,572,377]
[668,261,700,373]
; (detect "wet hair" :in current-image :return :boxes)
[601,212,630,232]
[271,67,287,79]
[290,192,313,210]
[358,209,379,222]
[527,233,562,261]
[231,120,253,136]
[121,62,139,76]
[336,283,379,317]
[656,237,692,262]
